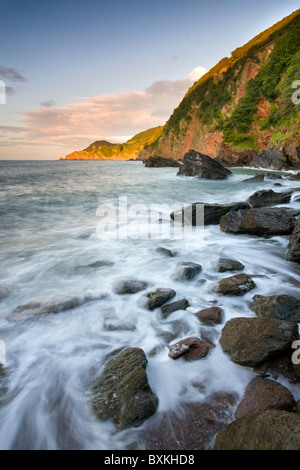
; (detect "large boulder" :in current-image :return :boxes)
[234,377,295,419]
[220,207,295,236]
[213,409,300,450]
[91,348,159,431]
[219,317,298,367]
[170,201,249,226]
[250,294,300,322]
[246,189,292,208]
[177,149,232,180]
[144,156,180,168]
[215,274,255,296]
[287,216,300,263]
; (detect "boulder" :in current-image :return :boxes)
[246,189,292,208]
[219,317,298,367]
[144,156,180,167]
[170,201,249,226]
[8,293,106,322]
[177,149,232,180]
[168,337,214,361]
[114,279,148,295]
[250,145,300,171]
[234,377,295,419]
[220,207,295,236]
[147,288,176,310]
[242,173,283,183]
[215,274,255,296]
[91,348,158,431]
[173,262,202,281]
[213,258,244,273]
[213,409,300,450]
[161,299,189,319]
[250,294,300,322]
[139,393,237,450]
[156,247,176,257]
[194,306,224,326]
[287,216,300,263]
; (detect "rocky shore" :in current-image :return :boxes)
[2,153,300,450]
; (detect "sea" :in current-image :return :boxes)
[0,160,299,450]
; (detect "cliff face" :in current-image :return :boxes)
[63,126,164,161]
[139,9,300,169]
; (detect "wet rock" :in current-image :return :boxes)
[213,409,300,450]
[156,247,176,257]
[161,299,189,319]
[139,393,238,450]
[220,207,295,236]
[234,377,295,419]
[250,145,300,171]
[246,189,292,208]
[297,401,300,414]
[214,258,244,273]
[114,279,148,295]
[215,274,255,296]
[144,156,180,167]
[177,149,232,180]
[0,286,9,300]
[75,260,114,273]
[170,201,249,226]
[287,216,300,263]
[103,313,136,331]
[168,337,214,361]
[292,361,300,379]
[250,294,300,322]
[91,348,159,431]
[242,173,283,183]
[147,288,176,310]
[219,317,298,367]
[195,306,224,326]
[173,262,202,281]
[8,293,106,322]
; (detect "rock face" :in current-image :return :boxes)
[144,156,180,167]
[219,317,298,367]
[250,294,300,322]
[161,299,189,319]
[213,409,300,450]
[287,216,300,263]
[220,207,295,236]
[168,337,214,361]
[195,307,224,326]
[147,288,176,310]
[246,189,292,208]
[91,348,159,431]
[214,258,244,273]
[170,201,250,226]
[173,262,202,281]
[216,274,255,296]
[250,145,300,171]
[234,378,295,419]
[177,150,232,180]
[113,279,148,295]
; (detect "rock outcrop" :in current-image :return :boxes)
[144,156,180,167]
[287,216,300,263]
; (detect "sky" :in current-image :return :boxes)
[0,0,299,160]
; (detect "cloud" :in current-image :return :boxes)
[2,65,208,156]
[40,100,58,108]
[188,66,208,82]
[0,66,27,83]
